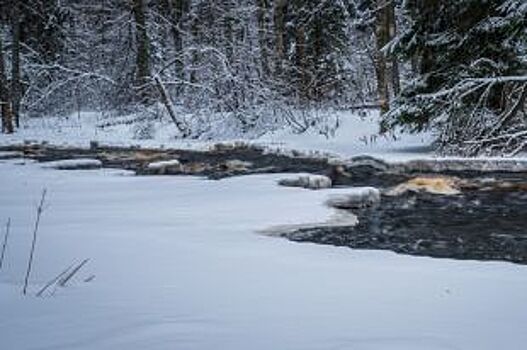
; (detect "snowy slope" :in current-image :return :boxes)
[1,161,527,350]
[3,111,525,163]
[0,111,434,161]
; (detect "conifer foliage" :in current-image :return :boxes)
[385,0,527,155]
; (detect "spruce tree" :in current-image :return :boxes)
[384,0,527,155]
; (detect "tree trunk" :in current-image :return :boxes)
[257,0,271,76]
[387,2,400,96]
[295,25,308,101]
[374,0,390,114]
[189,12,199,85]
[11,2,22,127]
[131,0,152,102]
[165,0,187,83]
[274,0,288,75]
[0,35,13,134]
[154,76,190,136]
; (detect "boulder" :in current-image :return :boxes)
[387,176,461,196]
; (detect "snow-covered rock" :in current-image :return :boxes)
[221,159,253,171]
[394,158,527,173]
[326,187,381,209]
[278,174,332,190]
[40,158,102,170]
[146,159,181,170]
[346,155,390,172]
[146,159,182,174]
[0,151,24,160]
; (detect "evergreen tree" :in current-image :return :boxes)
[384,0,527,155]
[285,0,351,102]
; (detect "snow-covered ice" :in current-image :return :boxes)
[1,161,527,350]
[40,158,103,170]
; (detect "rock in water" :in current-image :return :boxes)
[387,176,461,196]
[326,187,381,209]
[278,175,332,190]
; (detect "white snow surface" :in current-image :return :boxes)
[0,111,434,161]
[40,158,103,170]
[2,110,526,163]
[147,159,181,170]
[1,161,527,350]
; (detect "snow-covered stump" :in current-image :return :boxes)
[278,175,332,190]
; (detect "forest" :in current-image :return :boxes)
[0,0,526,155]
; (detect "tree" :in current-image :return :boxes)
[156,0,190,84]
[384,0,527,155]
[10,1,21,127]
[353,0,401,113]
[0,33,13,133]
[273,0,288,75]
[131,0,152,102]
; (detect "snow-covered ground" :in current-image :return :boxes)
[4,110,527,163]
[0,111,435,161]
[1,160,527,350]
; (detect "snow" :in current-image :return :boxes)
[0,111,433,161]
[1,161,527,350]
[2,110,526,164]
[147,159,181,170]
[0,151,24,159]
[325,187,381,209]
[40,158,103,170]
[278,174,333,190]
